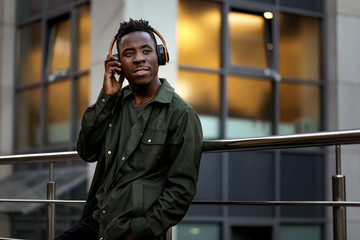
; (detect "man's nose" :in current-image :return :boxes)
[133,52,146,64]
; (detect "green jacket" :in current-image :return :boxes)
[77,79,203,239]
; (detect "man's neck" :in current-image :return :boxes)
[131,79,162,106]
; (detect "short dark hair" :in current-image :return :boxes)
[116,18,157,48]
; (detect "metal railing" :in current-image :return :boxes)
[1,129,360,240]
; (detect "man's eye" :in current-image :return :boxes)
[144,49,151,54]
[124,52,133,57]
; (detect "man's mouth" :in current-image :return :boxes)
[133,67,149,77]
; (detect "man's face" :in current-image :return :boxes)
[118,31,159,88]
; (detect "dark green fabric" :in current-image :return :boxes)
[77,79,203,240]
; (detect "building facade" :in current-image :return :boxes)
[0,0,360,239]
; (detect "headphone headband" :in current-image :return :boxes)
[108,28,169,65]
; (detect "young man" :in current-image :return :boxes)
[56,19,203,240]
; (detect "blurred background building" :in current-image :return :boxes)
[0,0,360,239]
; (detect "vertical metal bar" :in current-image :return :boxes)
[332,145,347,240]
[46,163,56,240]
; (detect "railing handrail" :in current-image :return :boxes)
[1,129,360,240]
[203,129,360,153]
[1,129,359,164]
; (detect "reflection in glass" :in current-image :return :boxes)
[47,0,71,11]
[232,226,272,240]
[17,0,42,21]
[279,82,320,135]
[279,13,322,81]
[177,222,221,240]
[227,75,273,138]
[229,12,267,68]
[17,22,42,86]
[280,224,322,240]
[76,75,90,134]
[46,80,71,145]
[280,153,324,218]
[178,0,221,69]
[77,4,91,71]
[280,0,323,12]
[47,18,71,76]
[187,153,222,217]
[178,70,220,139]
[16,87,41,151]
[229,151,274,217]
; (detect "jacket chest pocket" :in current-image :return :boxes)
[141,129,167,145]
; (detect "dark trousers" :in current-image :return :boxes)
[55,216,99,240]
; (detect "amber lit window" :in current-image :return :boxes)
[178,0,221,69]
[177,70,221,139]
[15,3,91,152]
[279,13,322,81]
[178,0,222,139]
[227,76,273,138]
[279,82,320,134]
[16,22,42,86]
[228,12,267,68]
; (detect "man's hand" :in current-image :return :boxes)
[122,231,135,240]
[103,54,124,95]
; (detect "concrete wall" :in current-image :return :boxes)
[326,0,360,239]
[0,0,15,180]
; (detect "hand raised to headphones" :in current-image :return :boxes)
[103,54,124,95]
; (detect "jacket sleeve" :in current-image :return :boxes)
[77,90,118,162]
[129,107,203,239]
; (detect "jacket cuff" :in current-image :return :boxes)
[95,90,117,112]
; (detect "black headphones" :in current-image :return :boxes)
[108,28,170,66]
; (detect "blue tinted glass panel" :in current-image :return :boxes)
[228,151,275,217]
[280,153,324,217]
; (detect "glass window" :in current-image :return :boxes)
[280,153,324,218]
[16,88,41,151]
[47,17,71,80]
[77,4,91,71]
[279,82,320,135]
[75,75,90,134]
[177,70,221,139]
[187,153,222,217]
[47,0,71,10]
[46,80,71,145]
[227,76,273,138]
[232,226,272,240]
[17,0,42,21]
[228,12,267,68]
[177,222,221,240]
[280,225,322,240]
[16,21,42,86]
[15,3,91,152]
[279,13,322,81]
[280,0,323,12]
[178,0,221,69]
[228,151,274,217]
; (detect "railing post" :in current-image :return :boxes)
[332,145,347,240]
[46,163,56,240]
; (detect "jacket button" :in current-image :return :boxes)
[101,98,106,103]
[108,151,111,155]
[122,157,125,161]
[109,123,112,128]
[102,209,106,214]
[147,139,152,143]
[100,237,103,240]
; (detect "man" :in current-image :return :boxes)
[56,19,203,240]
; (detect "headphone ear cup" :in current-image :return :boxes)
[156,45,167,66]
